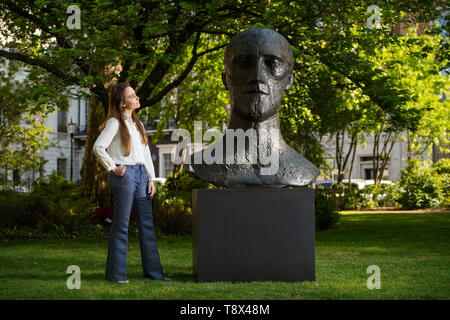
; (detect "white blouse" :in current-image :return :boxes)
[93,115,156,180]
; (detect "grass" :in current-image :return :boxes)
[0,212,449,300]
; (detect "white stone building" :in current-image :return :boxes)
[320,133,433,184]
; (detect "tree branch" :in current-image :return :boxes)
[199,29,235,37]
[139,36,227,109]
[4,0,73,49]
[4,0,53,35]
[0,49,81,84]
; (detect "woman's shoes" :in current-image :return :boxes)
[117,280,129,284]
[144,274,173,281]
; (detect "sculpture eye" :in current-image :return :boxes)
[265,58,280,69]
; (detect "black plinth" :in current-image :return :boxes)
[192,188,315,282]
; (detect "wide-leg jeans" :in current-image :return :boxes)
[105,164,164,281]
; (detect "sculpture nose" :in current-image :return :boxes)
[246,57,268,92]
[254,57,266,83]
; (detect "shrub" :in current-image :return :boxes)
[151,170,213,236]
[0,190,28,228]
[160,170,214,205]
[433,158,450,208]
[433,158,450,175]
[399,159,442,209]
[314,186,340,231]
[26,173,95,235]
[0,173,97,239]
[329,183,363,210]
[153,195,192,236]
[360,183,401,209]
[90,206,136,226]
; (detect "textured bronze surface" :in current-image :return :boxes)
[191,28,320,187]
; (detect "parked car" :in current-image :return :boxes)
[12,186,31,193]
[315,180,335,188]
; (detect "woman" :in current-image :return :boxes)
[93,83,165,283]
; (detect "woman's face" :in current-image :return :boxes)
[121,86,140,112]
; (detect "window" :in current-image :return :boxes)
[361,155,389,162]
[57,158,67,179]
[157,144,177,178]
[364,168,374,180]
[361,156,375,162]
[163,153,174,178]
[57,111,67,132]
[13,169,20,184]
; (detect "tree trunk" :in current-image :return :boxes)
[335,130,344,183]
[79,60,121,206]
[335,128,358,184]
[377,134,398,185]
[347,138,358,186]
[80,95,109,206]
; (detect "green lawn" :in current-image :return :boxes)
[1,212,449,300]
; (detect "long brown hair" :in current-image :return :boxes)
[102,82,148,156]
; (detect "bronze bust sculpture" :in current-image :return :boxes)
[191,28,320,187]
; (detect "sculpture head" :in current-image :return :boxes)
[222,28,294,123]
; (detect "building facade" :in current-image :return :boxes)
[320,133,435,184]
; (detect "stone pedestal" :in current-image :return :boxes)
[192,188,315,282]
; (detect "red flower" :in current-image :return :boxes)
[90,207,136,224]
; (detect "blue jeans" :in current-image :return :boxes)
[105,164,164,281]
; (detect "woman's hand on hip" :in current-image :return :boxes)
[112,165,126,177]
[148,180,155,197]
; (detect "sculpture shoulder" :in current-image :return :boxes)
[189,139,320,187]
[275,146,320,185]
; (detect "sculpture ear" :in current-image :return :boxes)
[285,72,294,91]
[222,72,228,90]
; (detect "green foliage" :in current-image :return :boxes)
[142,34,229,142]
[0,190,28,228]
[326,182,402,210]
[331,183,363,210]
[360,183,401,209]
[0,60,52,173]
[1,0,447,196]
[153,196,192,236]
[433,158,450,175]
[433,159,450,208]
[0,173,98,239]
[152,169,214,236]
[399,159,442,209]
[386,30,450,156]
[158,170,214,205]
[314,186,340,231]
